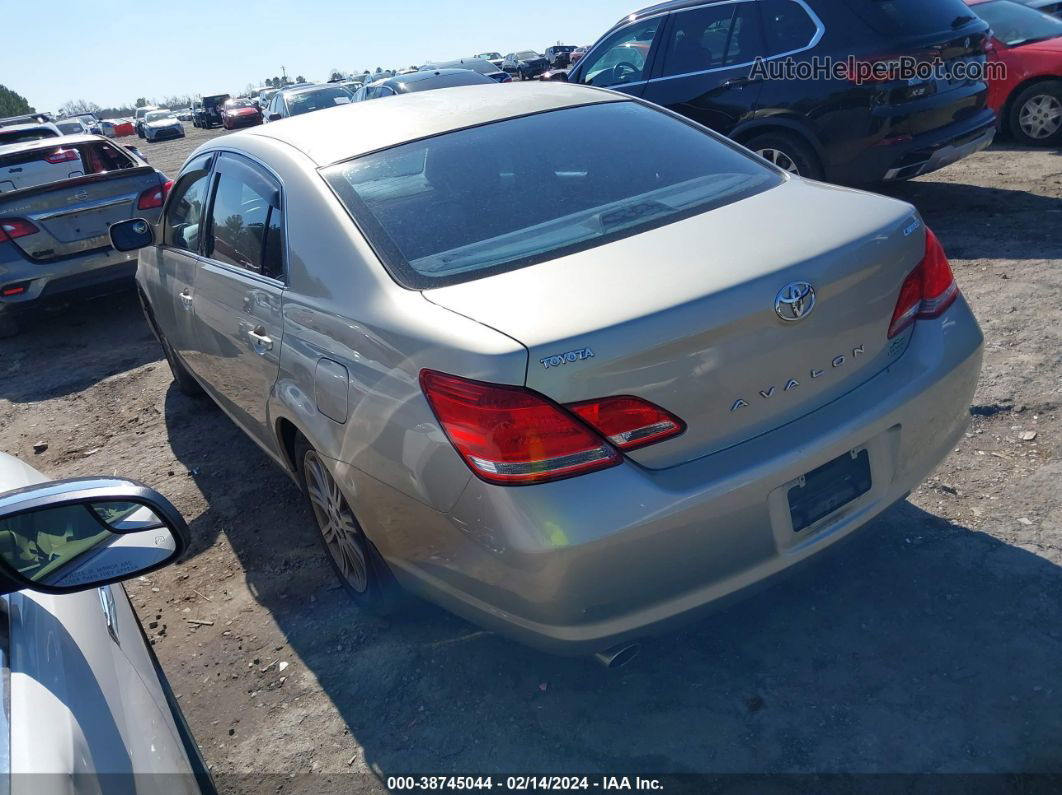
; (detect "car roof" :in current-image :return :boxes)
[0,122,58,133]
[384,68,492,86]
[0,133,108,155]
[425,58,504,75]
[240,82,623,166]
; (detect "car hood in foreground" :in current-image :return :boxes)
[423,178,923,469]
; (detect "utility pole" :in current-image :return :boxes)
[281,65,288,84]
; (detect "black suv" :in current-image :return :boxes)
[563,0,997,184]
[192,94,230,129]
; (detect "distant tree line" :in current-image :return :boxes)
[0,84,34,117]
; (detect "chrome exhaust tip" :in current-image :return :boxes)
[593,642,640,669]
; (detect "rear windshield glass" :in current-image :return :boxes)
[847,0,980,35]
[288,87,352,114]
[973,0,1062,46]
[322,101,781,288]
[0,127,58,144]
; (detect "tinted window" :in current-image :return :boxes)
[323,101,780,288]
[760,0,818,55]
[287,87,353,115]
[206,154,283,279]
[660,3,764,75]
[973,0,1062,46]
[579,17,661,87]
[847,0,977,36]
[164,153,214,252]
[0,127,58,144]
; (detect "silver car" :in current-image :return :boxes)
[112,84,983,659]
[0,453,213,791]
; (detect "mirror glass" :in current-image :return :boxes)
[0,500,176,588]
[109,218,153,251]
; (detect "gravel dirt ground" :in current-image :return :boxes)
[1,123,1060,792]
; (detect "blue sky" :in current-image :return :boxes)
[6,0,634,112]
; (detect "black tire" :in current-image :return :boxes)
[519,68,529,81]
[294,436,402,614]
[743,131,823,180]
[1008,81,1062,147]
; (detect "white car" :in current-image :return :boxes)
[54,119,92,136]
[143,110,185,143]
[0,452,214,792]
[0,139,85,192]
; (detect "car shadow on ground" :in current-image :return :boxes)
[877,180,1062,262]
[165,386,1062,780]
[0,289,160,403]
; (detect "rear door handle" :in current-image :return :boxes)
[722,77,762,90]
[248,325,273,352]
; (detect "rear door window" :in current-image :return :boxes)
[164,153,214,253]
[759,0,819,55]
[204,153,284,280]
[659,2,765,76]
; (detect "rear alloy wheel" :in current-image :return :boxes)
[296,438,401,613]
[1009,82,1062,146]
[744,131,823,180]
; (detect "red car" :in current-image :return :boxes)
[969,0,1062,144]
[219,98,263,130]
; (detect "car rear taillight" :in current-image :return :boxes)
[567,396,685,451]
[43,148,78,164]
[137,179,173,210]
[887,227,959,339]
[0,218,39,242]
[420,370,621,485]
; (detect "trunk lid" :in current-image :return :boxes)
[423,179,925,470]
[0,166,161,262]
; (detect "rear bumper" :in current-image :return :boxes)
[0,242,139,312]
[832,110,997,184]
[340,296,984,654]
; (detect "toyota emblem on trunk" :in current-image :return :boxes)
[775,281,816,322]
